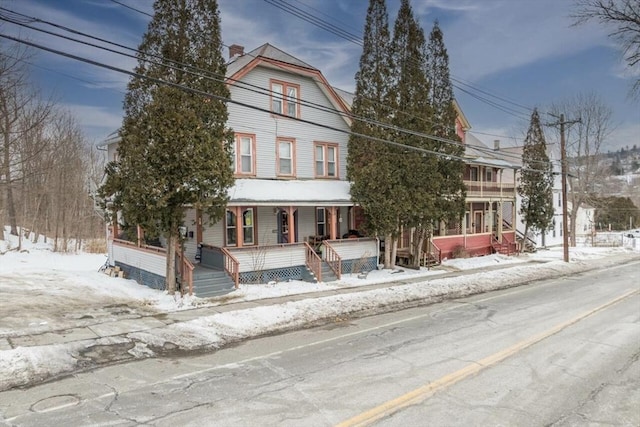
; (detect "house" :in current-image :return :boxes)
[422,132,520,260]
[105,43,379,296]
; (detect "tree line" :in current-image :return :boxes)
[347,0,466,268]
[0,43,104,251]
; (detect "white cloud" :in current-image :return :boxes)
[59,103,123,140]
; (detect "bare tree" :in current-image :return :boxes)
[573,0,640,98]
[550,92,613,246]
[0,42,53,241]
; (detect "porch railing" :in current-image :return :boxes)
[221,247,240,288]
[322,240,342,279]
[113,238,166,253]
[305,242,322,282]
[176,249,194,295]
[427,240,442,265]
[502,234,518,255]
[464,180,515,198]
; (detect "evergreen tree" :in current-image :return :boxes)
[347,0,399,268]
[426,21,466,233]
[99,0,234,293]
[518,109,554,250]
[387,0,437,267]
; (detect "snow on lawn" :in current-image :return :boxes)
[1,225,639,391]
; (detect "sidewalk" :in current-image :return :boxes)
[1,248,639,392]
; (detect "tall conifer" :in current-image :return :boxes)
[426,20,466,236]
[100,0,234,293]
[387,0,437,266]
[347,0,398,268]
[518,108,554,250]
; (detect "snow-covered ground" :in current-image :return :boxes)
[1,227,639,391]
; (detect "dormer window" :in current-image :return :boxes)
[271,80,299,118]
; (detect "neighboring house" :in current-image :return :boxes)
[500,141,595,249]
[105,43,379,296]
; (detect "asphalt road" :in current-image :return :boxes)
[1,261,638,426]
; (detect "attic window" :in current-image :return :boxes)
[271,80,299,118]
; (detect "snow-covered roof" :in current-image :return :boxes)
[228,179,353,206]
[465,133,520,170]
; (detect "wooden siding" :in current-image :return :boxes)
[327,238,378,260]
[183,208,198,261]
[112,242,166,276]
[228,244,307,273]
[228,66,349,180]
[256,206,278,246]
[202,212,224,248]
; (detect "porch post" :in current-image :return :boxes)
[497,201,503,241]
[196,208,203,245]
[439,220,446,236]
[487,202,493,234]
[329,207,337,239]
[287,206,295,243]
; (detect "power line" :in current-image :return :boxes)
[0,6,548,169]
[262,0,535,119]
[0,32,475,165]
[0,8,478,158]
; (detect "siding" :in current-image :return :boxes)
[229,244,307,273]
[228,66,349,180]
[183,208,198,261]
[112,242,166,276]
[327,238,379,260]
[202,213,224,247]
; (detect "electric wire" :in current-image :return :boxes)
[0,6,552,169]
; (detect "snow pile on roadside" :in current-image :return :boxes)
[1,230,638,391]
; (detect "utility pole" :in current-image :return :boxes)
[559,114,569,263]
[547,113,581,263]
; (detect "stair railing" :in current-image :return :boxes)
[304,242,322,282]
[220,247,240,288]
[427,240,442,266]
[322,240,342,279]
[176,246,195,295]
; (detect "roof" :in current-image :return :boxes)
[464,133,520,169]
[227,179,353,206]
[226,43,318,78]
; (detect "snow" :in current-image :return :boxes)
[1,226,639,391]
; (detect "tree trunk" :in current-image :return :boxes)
[520,224,529,254]
[410,227,426,268]
[569,208,578,247]
[383,232,393,269]
[166,230,177,294]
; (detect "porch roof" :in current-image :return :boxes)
[227,179,354,206]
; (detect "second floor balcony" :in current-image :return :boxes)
[464,180,516,199]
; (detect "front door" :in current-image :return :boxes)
[474,211,483,234]
[277,209,298,243]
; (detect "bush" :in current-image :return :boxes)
[452,245,469,259]
[84,238,107,253]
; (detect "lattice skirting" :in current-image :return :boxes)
[341,257,378,274]
[115,262,165,290]
[240,266,304,284]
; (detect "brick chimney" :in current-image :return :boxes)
[229,44,244,60]
[494,139,500,151]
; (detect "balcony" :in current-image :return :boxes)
[464,180,516,198]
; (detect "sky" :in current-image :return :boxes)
[2,225,638,393]
[1,0,638,152]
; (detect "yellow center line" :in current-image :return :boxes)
[336,289,638,427]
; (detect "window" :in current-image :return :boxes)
[470,167,479,181]
[315,142,338,178]
[225,207,256,246]
[316,207,326,236]
[234,133,255,175]
[277,138,295,176]
[242,208,254,245]
[226,209,237,246]
[486,168,493,182]
[271,80,299,118]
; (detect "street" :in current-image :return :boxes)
[1,261,638,426]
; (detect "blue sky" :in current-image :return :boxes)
[2,0,638,151]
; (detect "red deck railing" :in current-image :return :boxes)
[322,240,342,279]
[305,242,322,282]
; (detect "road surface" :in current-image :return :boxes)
[1,260,638,426]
